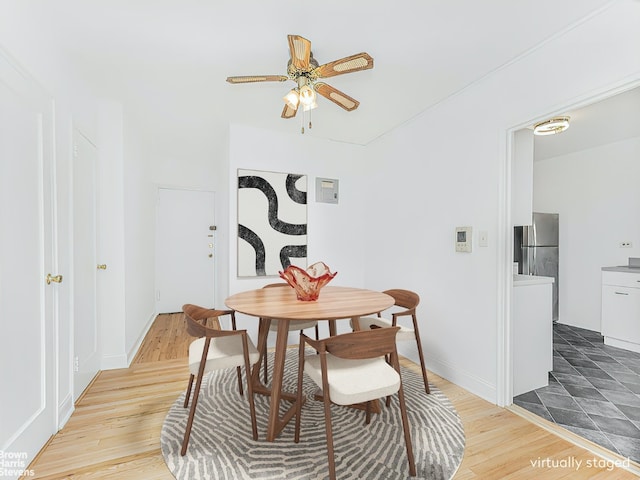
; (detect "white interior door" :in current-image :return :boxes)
[72,129,100,400]
[155,188,216,313]
[0,52,57,477]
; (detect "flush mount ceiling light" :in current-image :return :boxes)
[533,116,571,136]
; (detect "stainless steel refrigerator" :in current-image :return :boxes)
[514,212,559,322]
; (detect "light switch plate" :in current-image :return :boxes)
[479,230,488,247]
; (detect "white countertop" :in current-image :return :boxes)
[602,266,640,274]
[513,274,555,286]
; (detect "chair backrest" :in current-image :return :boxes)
[182,304,239,339]
[383,289,419,311]
[322,326,400,360]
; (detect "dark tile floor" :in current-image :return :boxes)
[514,323,640,463]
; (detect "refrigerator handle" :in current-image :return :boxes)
[531,247,536,275]
[522,247,533,275]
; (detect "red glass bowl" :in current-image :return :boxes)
[278,262,338,301]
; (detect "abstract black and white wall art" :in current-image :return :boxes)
[237,169,307,276]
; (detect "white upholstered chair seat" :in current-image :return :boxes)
[355,316,416,341]
[270,318,318,332]
[189,335,260,375]
[303,353,400,406]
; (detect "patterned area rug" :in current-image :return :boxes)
[161,351,465,480]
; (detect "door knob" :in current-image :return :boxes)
[46,274,63,285]
[97,264,107,270]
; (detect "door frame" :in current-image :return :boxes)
[497,76,640,407]
[70,127,101,401]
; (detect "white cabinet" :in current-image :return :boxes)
[602,269,640,353]
[513,275,554,397]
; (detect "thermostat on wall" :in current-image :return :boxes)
[455,226,472,253]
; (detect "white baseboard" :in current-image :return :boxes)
[427,356,497,404]
[127,311,157,365]
[605,336,640,354]
[397,343,497,404]
[101,353,128,370]
[100,312,157,370]
[57,393,74,430]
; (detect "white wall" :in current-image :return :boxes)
[123,112,157,360]
[227,124,368,342]
[534,136,640,332]
[362,0,640,403]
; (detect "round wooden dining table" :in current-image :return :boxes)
[225,285,394,441]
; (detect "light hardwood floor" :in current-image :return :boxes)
[24,313,639,479]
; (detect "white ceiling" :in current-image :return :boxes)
[26,0,619,153]
[534,86,640,161]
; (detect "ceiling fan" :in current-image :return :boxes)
[226,35,374,131]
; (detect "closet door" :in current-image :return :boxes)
[72,129,101,400]
[0,52,57,475]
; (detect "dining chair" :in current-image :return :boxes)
[261,282,320,383]
[353,289,430,394]
[181,304,259,456]
[294,327,416,480]
[197,305,246,395]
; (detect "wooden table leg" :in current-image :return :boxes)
[266,318,293,441]
[251,318,271,386]
[328,319,337,336]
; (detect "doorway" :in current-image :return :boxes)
[72,129,101,400]
[502,80,640,408]
[155,188,216,313]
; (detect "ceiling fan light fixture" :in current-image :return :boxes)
[283,89,299,109]
[302,100,318,112]
[299,84,316,106]
[533,116,570,136]
[226,35,374,133]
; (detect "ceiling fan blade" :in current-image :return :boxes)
[314,83,360,111]
[226,75,288,84]
[281,103,298,119]
[314,52,374,78]
[288,35,311,70]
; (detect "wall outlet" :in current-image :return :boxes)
[620,241,633,248]
[73,356,79,373]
